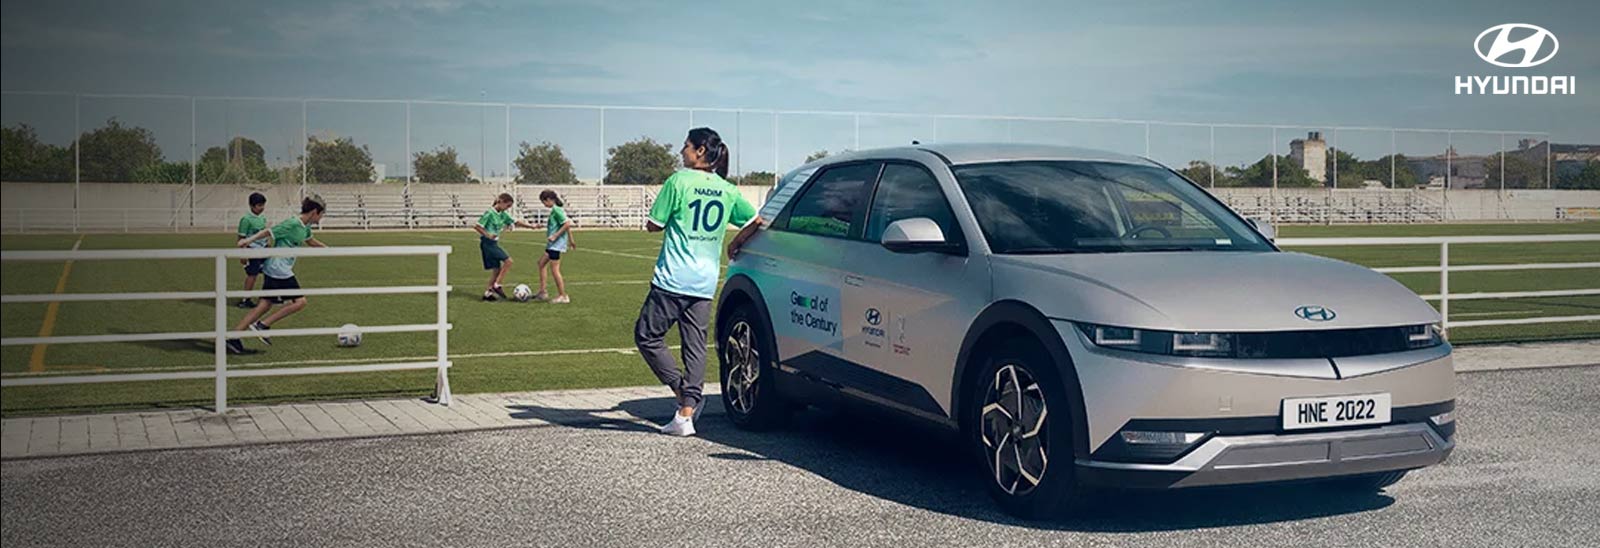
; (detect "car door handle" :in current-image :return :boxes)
[844,275,865,287]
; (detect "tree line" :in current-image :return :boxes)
[5,120,1592,188]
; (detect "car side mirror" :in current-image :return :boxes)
[1248,218,1277,242]
[881,217,955,253]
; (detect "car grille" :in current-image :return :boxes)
[1234,326,1418,359]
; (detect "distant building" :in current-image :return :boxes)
[1289,132,1327,183]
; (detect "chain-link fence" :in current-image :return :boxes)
[3,91,1573,229]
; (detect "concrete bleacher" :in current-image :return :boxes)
[1211,188,1445,224]
[9,181,1591,233]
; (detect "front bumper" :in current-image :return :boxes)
[1076,421,1454,489]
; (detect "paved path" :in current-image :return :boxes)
[2,339,1595,460]
[1,385,711,460]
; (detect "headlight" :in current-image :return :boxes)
[1075,323,1232,358]
[1405,323,1445,349]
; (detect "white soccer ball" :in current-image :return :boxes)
[513,284,533,302]
[337,324,363,347]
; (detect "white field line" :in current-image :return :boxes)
[3,344,715,378]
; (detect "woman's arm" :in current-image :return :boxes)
[307,237,328,248]
[548,220,572,241]
[726,216,765,258]
[473,224,494,239]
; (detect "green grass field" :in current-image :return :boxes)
[3,222,1597,415]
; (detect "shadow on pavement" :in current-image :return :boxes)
[494,394,1395,532]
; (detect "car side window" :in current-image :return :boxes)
[782,163,880,239]
[864,163,962,245]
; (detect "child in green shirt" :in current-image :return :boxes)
[235,192,269,309]
[475,193,540,301]
[226,197,327,354]
[534,189,574,303]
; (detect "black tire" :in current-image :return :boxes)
[718,302,790,430]
[965,337,1087,520]
[1330,470,1408,492]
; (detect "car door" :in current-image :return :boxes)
[752,161,881,367]
[840,161,988,421]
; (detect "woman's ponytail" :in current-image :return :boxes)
[713,142,730,178]
[687,127,732,179]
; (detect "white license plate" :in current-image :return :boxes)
[1281,393,1392,431]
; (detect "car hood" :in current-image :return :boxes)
[990,251,1440,332]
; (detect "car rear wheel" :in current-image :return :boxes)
[719,304,790,430]
[967,338,1086,519]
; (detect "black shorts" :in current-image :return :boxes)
[481,237,510,270]
[546,249,562,261]
[263,275,303,303]
[243,258,266,276]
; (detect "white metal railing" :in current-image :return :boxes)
[1277,234,1600,333]
[0,245,454,412]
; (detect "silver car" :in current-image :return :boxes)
[715,144,1454,518]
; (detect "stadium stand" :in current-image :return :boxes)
[4,181,1593,233]
[1211,188,1445,224]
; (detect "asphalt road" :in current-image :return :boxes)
[4,366,1598,548]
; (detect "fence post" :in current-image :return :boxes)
[434,251,453,406]
[406,101,413,187]
[599,107,606,184]
[74,94,81,232]
[853,114,860,151]
[505,104,512,184]
[301,100,309,197]
[214,255,229,413]
[1439,242,1450,336]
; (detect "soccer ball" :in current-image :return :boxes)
[513,284,533,302]
[337,324,362,347]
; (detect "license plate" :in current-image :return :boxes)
[1281,393,1392,431]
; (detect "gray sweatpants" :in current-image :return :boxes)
[634,285,712,409]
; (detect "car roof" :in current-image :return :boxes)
[834,143,1158,167]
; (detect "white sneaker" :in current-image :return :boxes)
[659,413,696,437]
[550,294,571,304]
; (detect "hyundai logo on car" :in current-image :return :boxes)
[1295,305,1337,322]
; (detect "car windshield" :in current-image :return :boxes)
[953,160,1273,254]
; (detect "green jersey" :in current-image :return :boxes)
[648,169,757,298]
[546,205,569,252]
[237,212,268,248]
[477,208,514,237]
[262,216,313,279]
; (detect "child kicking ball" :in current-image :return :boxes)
[475,192,540,301]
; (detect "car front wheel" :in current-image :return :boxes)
[718,303,790,430]
[967,338,1086,519]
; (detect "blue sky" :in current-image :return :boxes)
[2,0,1596,179]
